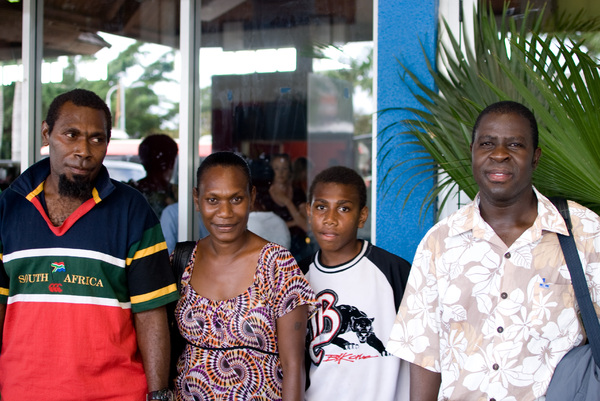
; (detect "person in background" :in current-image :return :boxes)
[247,158,291,249]
[267,153,310,260]
[387,101,600,401]
[292,156,310,195]
[130,133,178,218]
[173,151,316,400]
[302,166,411,401]
[160,202,209,254]
[0,88,178,401]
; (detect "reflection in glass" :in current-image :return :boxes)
[202,0,374,240]
[0,0,23,189]
[1,0,373,238]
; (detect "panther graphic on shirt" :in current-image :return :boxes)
[308,289,388,365]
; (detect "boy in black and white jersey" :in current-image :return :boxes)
[301,166,411,401]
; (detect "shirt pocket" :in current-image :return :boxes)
[528,282,577,335]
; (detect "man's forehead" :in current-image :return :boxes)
[57,101,99,116]
[55,102,107,129]
[476,132,528,140]
[481,110,526,123]
[475,112,532,137]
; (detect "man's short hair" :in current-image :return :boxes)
[308,166,367,209]
[471,101,539,149]
[196,151,252,191]
[45,89,112,140]
[138,134,178,172]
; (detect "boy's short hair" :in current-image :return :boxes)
[309,166,367,209]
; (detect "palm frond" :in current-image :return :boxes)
[380,3,600,218]
[490,35,600,211]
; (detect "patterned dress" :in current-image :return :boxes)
[174,242,316,400]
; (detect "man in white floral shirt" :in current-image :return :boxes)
[386,100,600,401]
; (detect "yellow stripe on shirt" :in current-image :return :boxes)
[26,182,45,201]
[131,283,177,305]
[92,187,101,203]
[126,241,168,266]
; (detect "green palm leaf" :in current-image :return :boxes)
[381,3,600,217]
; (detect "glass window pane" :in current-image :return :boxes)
[0,0,23,189]
[203,0,374,255]
[41,0,181,187]
[8,0,373,248]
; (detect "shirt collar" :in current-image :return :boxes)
[446,186,569,239]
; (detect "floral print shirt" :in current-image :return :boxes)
[387,188,600,401]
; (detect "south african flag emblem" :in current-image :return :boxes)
[51,262,66,273]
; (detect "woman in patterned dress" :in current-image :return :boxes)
[174,151,315,401]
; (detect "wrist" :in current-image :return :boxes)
[146,389,174,401]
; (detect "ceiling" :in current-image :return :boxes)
[0,0,373,61]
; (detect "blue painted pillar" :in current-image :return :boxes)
[376,0,438,262]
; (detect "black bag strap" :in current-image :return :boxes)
[172,241,196,293]
[167,240,195,388]
[549,197,600,367]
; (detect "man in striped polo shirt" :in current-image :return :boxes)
[0,89,178,401]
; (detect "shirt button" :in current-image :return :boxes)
[497,326,504,333]
[492,363,499,370]
[501,292,508,299]
[504,252,511,259]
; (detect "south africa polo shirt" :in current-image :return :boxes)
[0,158,178,400]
